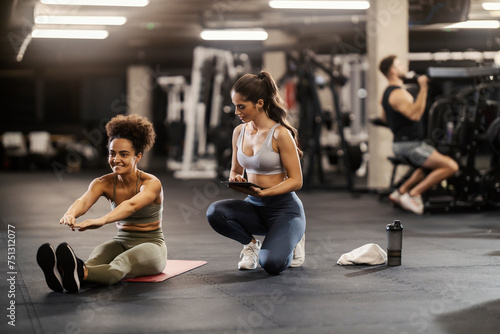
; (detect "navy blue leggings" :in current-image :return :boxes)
[206,192,306,275]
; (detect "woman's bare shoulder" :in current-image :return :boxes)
[232,123,245,140]
[274,124,293,139]
[139,171,162,186]
[234,123,244,133]
[93,173,114,187]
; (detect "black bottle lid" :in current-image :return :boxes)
[386,220,403,230]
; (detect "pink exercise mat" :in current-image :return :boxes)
[122,260,207,282]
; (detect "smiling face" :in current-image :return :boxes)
[108,138,141,174]
[231,91,264,123]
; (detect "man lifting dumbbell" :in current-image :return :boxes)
[379,55,459,214]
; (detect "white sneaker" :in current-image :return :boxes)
[238,240,261,270]
[389,190,402,205]
[289,234,305,268]
[400,193,424,215]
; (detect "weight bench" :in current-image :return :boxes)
[369,118,419,195]
[387,155,417,191]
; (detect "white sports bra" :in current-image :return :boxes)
[236,123,286,175]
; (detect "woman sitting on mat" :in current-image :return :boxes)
[36,114,167,293]
[206,71,306,275]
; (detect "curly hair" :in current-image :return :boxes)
[106,114,156,155]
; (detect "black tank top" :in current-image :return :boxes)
[382,86,424,142]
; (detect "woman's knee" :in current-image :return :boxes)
[206,201,224,227]
[261,260,288,275]
[259,253,289,275]
[206,200,239,227]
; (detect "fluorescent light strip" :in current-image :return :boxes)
[444,20,500,29]
[35,16,127,25]
[482,2,500,11]
[32,29,109,39]
[40,0,149,7]
[269,1,369,10]
[200,29,268,41]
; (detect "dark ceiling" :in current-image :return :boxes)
[1,0,500,73]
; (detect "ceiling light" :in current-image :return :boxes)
[32,29,109,39]
[40,0,149,7]
[444,20,500,29]
[200,29,268,41]
[269,1,370,10]
[482,2,500,11]
[35,16,127,25]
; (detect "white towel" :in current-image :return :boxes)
[337,243,387,265]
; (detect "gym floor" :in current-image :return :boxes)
[1,168,499,334]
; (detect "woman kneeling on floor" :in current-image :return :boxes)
[37,114,167,293]
[206,71,306,275]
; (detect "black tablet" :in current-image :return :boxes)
[220,181,261,188]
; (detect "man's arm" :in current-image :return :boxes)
[389,75,429,121]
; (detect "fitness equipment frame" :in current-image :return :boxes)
[279,50,363,191]
[423,66,500,210]
[160,46,242,179]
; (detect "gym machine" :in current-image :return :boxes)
[279,50,368,192]
[423,65,500,211]
[158,46,250,179]
[381,65,500,212]
[157,75,189,172]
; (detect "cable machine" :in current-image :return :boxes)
[158,46,249,179]
[157,75,189,171]
[417,65,500,210]
[279,50,369,192]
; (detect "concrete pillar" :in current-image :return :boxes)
[127,65,154,169]
[366,0,408,190]
[262,29,296,79]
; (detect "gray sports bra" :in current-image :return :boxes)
[236,123,286,175]
[110,171,162,224]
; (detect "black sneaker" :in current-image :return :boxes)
[36,243,64,292]
[56,242,85,293]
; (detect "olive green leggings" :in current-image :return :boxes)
[85,229,167,285]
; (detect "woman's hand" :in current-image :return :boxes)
[229,174,247,182]
[227,174,260,195]
[73,218,107,232]
[248,186,264,197]
[60,214,76,229]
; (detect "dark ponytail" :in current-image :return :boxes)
[232,71,303,158]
